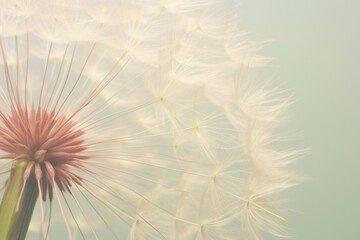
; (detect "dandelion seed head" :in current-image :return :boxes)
[0,0,301,239]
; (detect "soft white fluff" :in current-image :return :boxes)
[0,0,299,239]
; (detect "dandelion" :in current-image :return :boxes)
[0,0,299,239]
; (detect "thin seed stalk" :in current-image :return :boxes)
[0,160,39,240]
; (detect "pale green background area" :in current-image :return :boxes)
[242,0,360,239]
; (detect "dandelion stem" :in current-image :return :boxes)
[0,160,39,240]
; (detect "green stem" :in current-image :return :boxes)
[0,160,39,240]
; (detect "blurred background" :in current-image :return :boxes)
[242,0,360,239]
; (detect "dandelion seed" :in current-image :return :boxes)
[0,0,300,239]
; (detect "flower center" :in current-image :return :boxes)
[0,105,89,200]
[34,149,47,163]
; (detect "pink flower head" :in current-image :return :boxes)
[0,105,88,200]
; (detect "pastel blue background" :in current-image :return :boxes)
[242,0,360,239]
